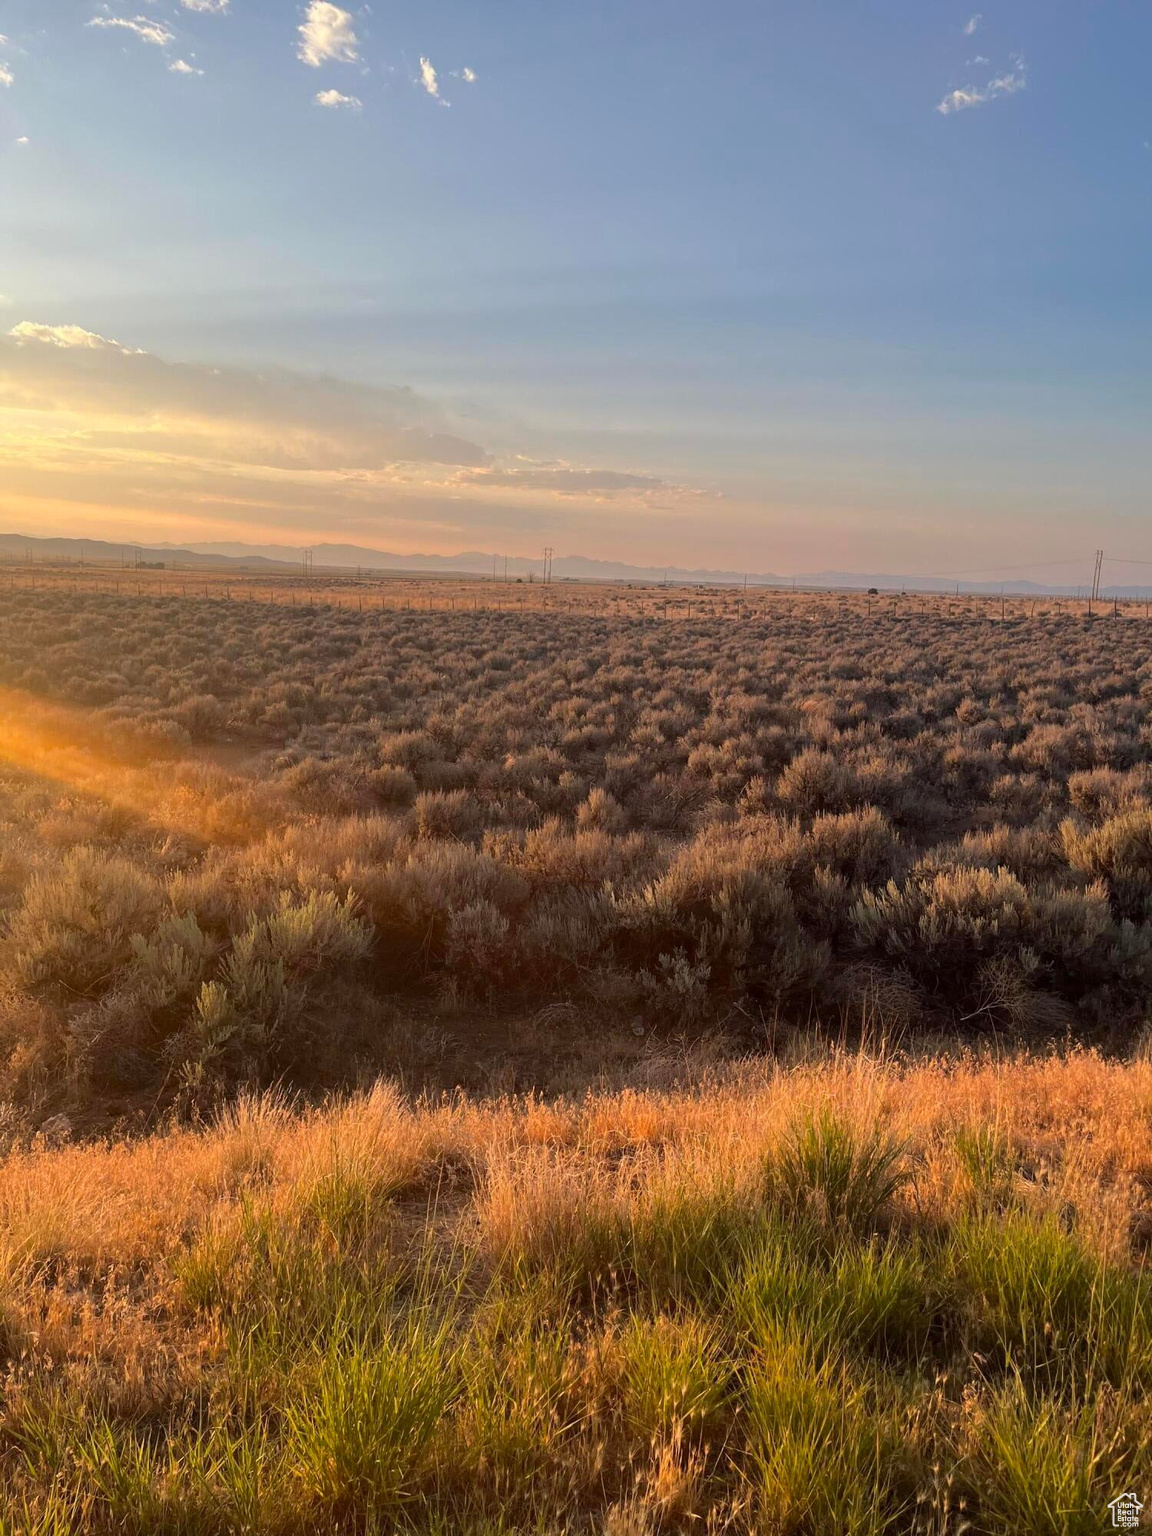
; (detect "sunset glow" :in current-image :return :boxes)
[3,1,1150,576]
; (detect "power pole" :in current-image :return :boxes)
[1091,549,1104,604]
[302,549,314,581]
[543,546,553,585]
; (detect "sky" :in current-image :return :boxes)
[0,0,1150,578]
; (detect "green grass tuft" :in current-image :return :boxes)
[776,1109,909,1238]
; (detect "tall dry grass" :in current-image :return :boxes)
[1,1047,1150,1532]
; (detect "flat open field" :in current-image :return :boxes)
[4,557,1144,623]
[1,582,1151,1532]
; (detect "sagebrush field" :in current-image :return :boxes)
[1,582,1151,1533]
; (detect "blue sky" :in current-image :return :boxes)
[1,0,1149,575]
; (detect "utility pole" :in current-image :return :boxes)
[302,549,314,581]
[543,546,553,585]
[1092,549,1104,604]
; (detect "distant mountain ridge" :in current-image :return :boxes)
[2,531,1147,598]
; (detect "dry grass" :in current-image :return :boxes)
[1,1047,1151,1531]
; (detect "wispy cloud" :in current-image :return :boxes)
[0,61,12,88]
[937,59,1026,115]
[0,325,718,547]
[457,466,670,497]
[169,58,203,75]
[418,56,443,100]
[963,14,982,36]
[315,87,361,109]
[15,136,29,145]
[297,2,358,68]
[461,66,476,83]
[87,14,175,47]
[180,0,229,11]
[9,322,143,354]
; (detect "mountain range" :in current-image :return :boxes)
[2,532,1146,598]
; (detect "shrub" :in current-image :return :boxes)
[1062,808,1152,921]
[849,866,1142,1018]
[367,764,418,805]
[176,891,372,1088]
[3,848,164,994]
[415,789,483,841]
[444,901,512,999]
[776,748,858,816]
[5,584,1152,1115]
[576,787,629,834]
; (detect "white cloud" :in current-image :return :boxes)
[16,136,29,145]
[87,15,175,47]
[937,61,1026,115]
[964,14,982,36]
[297,2,358,68]
[315,87,361,109]
[8,321,143,354]
[461,66,476,83]
[0,62,12,88]
[418,56,440,98]
[169,57,203,74]
[180,0,229,11]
